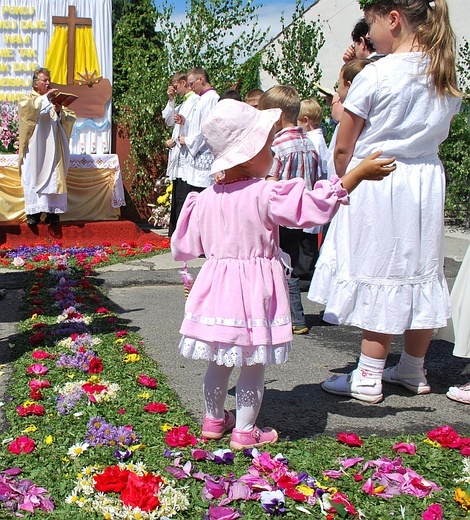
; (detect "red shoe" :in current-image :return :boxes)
[202,410,235,440]
[230,426,278,450]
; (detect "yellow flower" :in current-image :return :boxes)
[31,313,38,320]
[130,444,146,452]
[138,392,150,399]
[62,457,69,462]
[22,400,37,407]
[45,435,53,445]
[423,438,440,448]
[115,338,124,344]
[167,183,173,193]
[374,485,386,494]
[157,195,166,205]
[66,373,75,380]
[123,353,140,363]
[23,425,37,434]
[88,375,101,383]
[455,487,470,509]
[296,484,314,496]
[161,423,174,432]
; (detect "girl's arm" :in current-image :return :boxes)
[334,109,365,177]
[340,151,396,193]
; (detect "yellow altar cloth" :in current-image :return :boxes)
[0,154,125,222]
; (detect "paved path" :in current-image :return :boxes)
[1,227,469,439]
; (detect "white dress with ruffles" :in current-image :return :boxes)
[308,53,462,334]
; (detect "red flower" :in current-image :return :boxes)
[284,486,308,502]
[30,389,43,400]
[336,432,363,447]
[32,350,52,360]
[94,465,131,493]
[144,402,168,414]
[26,364,49,376]
[8,436,36,454]
[29,331,46,345]
[427,425,462,449]
[165,426,197,447]
[120,472,163,511]
[28,379,51,391]
[31,322,47,329]
[17,403,45,416]
[123,344,139,354]
[88,357,103,374]
[115,330,128,338]
[422,503,443,520]
[96,307,110,314]
[82,383,107,395]
[138,374,157,388]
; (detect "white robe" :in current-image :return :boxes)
[162,92,199,181]
[20,93,75,215]
[183,88,219,188]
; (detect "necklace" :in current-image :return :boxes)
[223,176,252,185]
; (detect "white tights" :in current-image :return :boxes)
[203,361,265,432]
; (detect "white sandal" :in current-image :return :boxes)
[382,366,431,394]
[446,382,470,404]
[322,373,383,404]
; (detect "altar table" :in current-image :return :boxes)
[0,154,126,222]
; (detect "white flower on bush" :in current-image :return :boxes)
[13,257,25,267]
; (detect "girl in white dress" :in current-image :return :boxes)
[436,245,470,403]
[308,0,462,403]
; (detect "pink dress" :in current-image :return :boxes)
[171,176,349,366]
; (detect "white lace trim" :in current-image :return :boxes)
[179,337,291,367]
[184,311,291,328]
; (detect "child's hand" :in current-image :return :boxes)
[341,151,396,194]
[356,150,396,181]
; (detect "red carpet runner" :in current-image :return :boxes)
[0,220,170,248]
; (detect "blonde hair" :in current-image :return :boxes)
[258,85,300,123]
[299,99,323,126]
[245,88,264,103]
[365,0,460,97]
[341,59,371,84]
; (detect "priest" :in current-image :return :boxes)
[18,67,76,226]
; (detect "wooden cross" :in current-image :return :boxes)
[52,5,92,85]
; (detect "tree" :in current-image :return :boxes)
[158,0,267,94]
[262,0,325,100]
[112,0,267,207]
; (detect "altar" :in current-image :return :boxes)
[0,154,126,222]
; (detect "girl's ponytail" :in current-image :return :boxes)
[417,0,460,97]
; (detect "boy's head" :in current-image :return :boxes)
[298,98,323,131]
[202,99,281,173]
[258,85,300,129]
[351,18,375,59]
[245,88,264,109]
[337,59,371,102]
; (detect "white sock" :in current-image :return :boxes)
[235,364,265,431]
[355,354,386,380]
[397,351,426,379]
[352,354,385,395]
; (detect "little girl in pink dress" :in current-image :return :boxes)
[171,99,395,449]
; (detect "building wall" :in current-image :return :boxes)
[260,0,469,93]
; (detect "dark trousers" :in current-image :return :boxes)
[279,227,319,326]
[168,178,204,237]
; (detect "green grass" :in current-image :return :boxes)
[0,254,469,519]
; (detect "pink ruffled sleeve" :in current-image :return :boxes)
[170,192,204,261]
[268,176,349,228]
